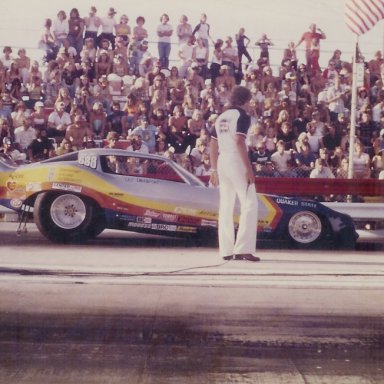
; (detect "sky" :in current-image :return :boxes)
[0,0,383,69]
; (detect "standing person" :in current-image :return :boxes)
[132,16,148,43]
[67,8,84,59]
[236,28,252,70]
[176,15,192,46]
[38,18,58,62]
[255,33,273,64]
[83,6,101,48]
[98,8,117,49]
[295,23,326,74]
[157,13,173,69]
[52,10,69,48]
[192,13,213,54]
[209,86,260,262]
[222,36,239,77]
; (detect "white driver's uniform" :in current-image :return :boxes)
[211,107,258,257]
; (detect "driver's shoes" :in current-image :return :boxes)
[222,254,260,262]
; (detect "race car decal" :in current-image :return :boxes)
[52,183,82,193]
[258,195,283,230]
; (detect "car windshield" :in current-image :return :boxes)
[41,152,79,163]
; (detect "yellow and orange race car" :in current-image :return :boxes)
[0,149,357,248]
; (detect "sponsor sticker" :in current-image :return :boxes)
[26,182,42,192]
[137,216,152,224]
[275,198,298,206]
[52,183,82,193]
[151,224,177,231]
[128,222,151,229]
[144,209,161,218]
[201,219,217,227]
[10,199,22,209]
[176,226,197,233]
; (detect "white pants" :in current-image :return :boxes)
[218,154,258,257]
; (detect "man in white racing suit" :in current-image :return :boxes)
[210,86,260,262]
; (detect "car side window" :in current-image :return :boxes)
[101,155,183,182]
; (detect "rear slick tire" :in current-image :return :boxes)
[34,192,94,243]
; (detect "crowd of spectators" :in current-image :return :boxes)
[0,6,384,182]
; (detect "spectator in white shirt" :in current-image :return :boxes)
[14,117,36,152]
[157,13,173,69]
[98,7,117,49]
[52,10,69,47]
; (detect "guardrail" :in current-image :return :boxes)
[198,176,384,197]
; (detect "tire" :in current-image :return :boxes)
[287,210,325,248]
[34,192,94,243]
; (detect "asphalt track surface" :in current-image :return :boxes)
[0,223,383,383]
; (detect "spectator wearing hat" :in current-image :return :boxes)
[249,141,274,176]
[99,8,117,49]
[30,101,47,131]
[84,6,101,48]
[1,136,26,163]
[157,13,173,69]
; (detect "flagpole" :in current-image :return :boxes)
[347,38,359,180]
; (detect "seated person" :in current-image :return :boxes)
[271,140,295,177]
[249,141,273,176]
[294,142,317,177]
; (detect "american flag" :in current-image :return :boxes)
[345,0,384,35]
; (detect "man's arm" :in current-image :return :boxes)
[209,137,219,187]
[236,133,254,185]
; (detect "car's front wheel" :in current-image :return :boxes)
[287,210,325,248]
[34,192,94,243]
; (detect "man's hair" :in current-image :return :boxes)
[230,86,252,107]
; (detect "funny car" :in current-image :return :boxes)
[0,149,358,248]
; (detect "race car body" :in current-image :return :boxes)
[0,149,358,248]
